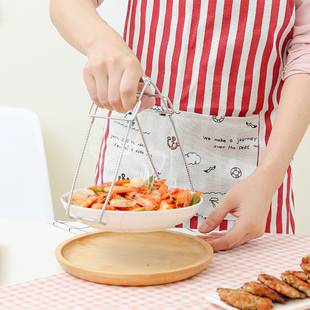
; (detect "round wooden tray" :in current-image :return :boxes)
[55,230,213,286]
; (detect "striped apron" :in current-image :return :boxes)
[95,0,296,234]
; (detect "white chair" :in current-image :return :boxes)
[0,107,54,220]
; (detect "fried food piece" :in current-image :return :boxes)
[258,274,306,299]
[300,263,310,273]
[240,281,286,304]
[301,254,310,273]
[302,254,310,264]
[217,288,274,310]
[281,272,310,297]
[285,270,310,283]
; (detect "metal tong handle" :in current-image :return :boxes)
[66,76,194,224]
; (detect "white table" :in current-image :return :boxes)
[0,219,72,287]
[0,219,196,287]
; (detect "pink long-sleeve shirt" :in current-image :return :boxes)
[282,0,310,78]
[92,0,310,80]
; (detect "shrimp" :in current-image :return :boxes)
[137,197,159,210]
[88,182,111,191]
[110,198,137,208]
[71,194,89,204]
[131,206,145,211]
[158,200,174,210]
[91,203,104,210]
[90,203,117,210]
[175,189,192,208]
[152,179,167,189]
[70,177,198,211]
[151,183,169,197]
[114,179,131,186]
[72,195,97,208]
[126,192,159,211]
[159,189,179,208]
[103,185,140,195]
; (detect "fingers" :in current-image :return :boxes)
[108,70,128,113]
[120,67,143,112]
[197,199,246,251]
[83,61,147,112]
[95,72,115,110]
[198,196,232,234]
[134,82,156,112]
[83,72,102,108]
[83,62,126,112]
[198,213,265,251]
[197,192,266,251]
[198,221,251,251]
[140,84,156,111]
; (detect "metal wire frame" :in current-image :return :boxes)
[66,77,193,225]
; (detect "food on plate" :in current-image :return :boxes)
[300,254,310,273]
[217,288,274,310]
[302,254,310,264]
[258,274,306,299]
[216,253,310,309]
[284,270,310,283]
[240,281,286,304]
[281,272,310,297]
[70,177,202,211]
[301,263,310,273]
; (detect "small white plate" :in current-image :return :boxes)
[205,292,310,310]
[61,188,203,233]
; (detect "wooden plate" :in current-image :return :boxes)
[55,230,213,286]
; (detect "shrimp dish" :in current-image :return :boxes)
[70,177,202,212]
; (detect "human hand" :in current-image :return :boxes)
[198,169,277,251]
[82,26,155,113]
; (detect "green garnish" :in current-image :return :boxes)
[190,194,201,206]
[145,175,156,190]
[93,187,107,194]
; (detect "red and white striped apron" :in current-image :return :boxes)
[96,0,296,234]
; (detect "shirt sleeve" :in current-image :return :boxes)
[282,0,310,79]
[91,0,104,8]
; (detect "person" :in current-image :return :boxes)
[50,0,310,251]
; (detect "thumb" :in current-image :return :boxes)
[137,83,155,112]
[198,200,230,233]
[139,95,155,112]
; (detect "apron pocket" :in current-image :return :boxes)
[102,109,259,221]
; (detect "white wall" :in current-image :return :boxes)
[0,0,309,234]
[0,0,127,220]
[294,127,310,235]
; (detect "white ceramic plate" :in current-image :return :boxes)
[61,188,203,233]
[205,292,310,310]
